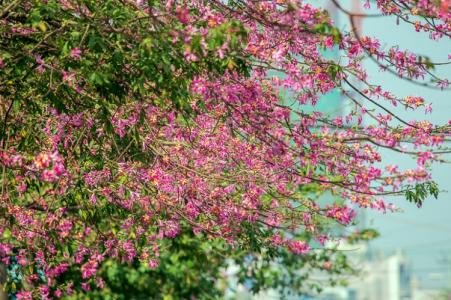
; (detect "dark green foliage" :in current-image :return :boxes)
[405,181,439,208]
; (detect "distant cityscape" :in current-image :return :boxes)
[227,242,451,300]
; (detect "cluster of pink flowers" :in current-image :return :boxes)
[288,240,311,255]
[33,152,67,183]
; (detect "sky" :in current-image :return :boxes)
[331,0,451,288]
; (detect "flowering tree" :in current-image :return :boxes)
[0,0,449,298]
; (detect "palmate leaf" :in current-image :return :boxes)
[405,181,439,208]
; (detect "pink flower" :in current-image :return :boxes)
[175,6,189,24]
[34,55,46,73]
[41,169,57,182]
[53,163,66,176]
[53,263,69,276]
[317,235,328,246]
[81,282,91,292]
[57,220,73,237]
[17,183,27,193]
[34,153,52,169]
[16,292,32,300]
[417,151,434,166]
[121,241,137,262]
[348,43,361,57]
[165,0,174,11]
[17,254,27,266]
[66,282,74,295]
[288,240,311,255]
[81,260,98,279]
[326,205,356,225]
[70,48,82,60]
[184,48,198,62]
[96,277,105,289]
[148,258,159,269]
[0,243,12,256]
[323,36,334,49]
[39,285,50,298]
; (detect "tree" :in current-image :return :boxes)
[58,224,357,299]
[0,0,449,298]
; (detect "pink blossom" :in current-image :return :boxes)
[16,292,32,300]
[323,36,334,49]
[81,260,98,279]
[288,240,311,255]
[148,259,159,269]
[175,6,189,24]
[70,48,82,60]
[417,151,434,166]
[96,277,105,289]
[81,282,91,292]
[54,289,63,298]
